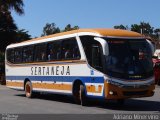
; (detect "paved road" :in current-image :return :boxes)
[0,85,160,114]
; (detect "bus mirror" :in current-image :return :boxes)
[146,39,155,56]
[94,37,109,56]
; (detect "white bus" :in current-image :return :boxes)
[5,29,155,105]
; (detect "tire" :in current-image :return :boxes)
[73,84,87,106]
[25,81,34,98]
[117,99,125,105]
[79,85,87,106]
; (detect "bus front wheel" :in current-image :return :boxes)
[80,85,87,106]
[74,84,87,106]
[25,81,34,98]
[117,99,125,105]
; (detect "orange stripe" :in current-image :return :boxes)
[6,81,23,87]
[7,81,104,94]
[6,81,72,91]
[86,85,103,93]
[32,83,72,91]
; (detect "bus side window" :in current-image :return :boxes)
[7,49,14,63]
[61,38,80,60]
[47,41,61,61]
[22,46,34,63]
[14,48,22,64]
[34,43,47,62]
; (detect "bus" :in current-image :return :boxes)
[5,29,155,105]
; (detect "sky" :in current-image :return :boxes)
[12,0,160,38]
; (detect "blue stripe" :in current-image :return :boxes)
[6,76,104,83]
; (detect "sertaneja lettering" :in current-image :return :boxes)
[31,67,34,75]
[35,67,37,75]
[46,67,50,75]
[61,66,64,75]
[66,66,70,75]
[38,67,41,75]
[56,66,59,75]
[31,66,70,76]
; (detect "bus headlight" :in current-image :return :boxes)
[104,76,123,87]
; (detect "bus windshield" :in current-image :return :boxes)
[104,38,153,80]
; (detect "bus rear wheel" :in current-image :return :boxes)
[25,81,34,98]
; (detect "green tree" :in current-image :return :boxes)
[0,10,17,32]
[131,22,154,35]
[154,28,160,40]
[0,0,24,15]
[0,0,25,52]
[63,24,79,32]
[131,24,141,33]
[16,29,31,42]
[0,10,17,51]
[41,23,80,36]
[41,23,60,36]
[154,28,160,34]
[140,22,154,35]
[114,24,127,30]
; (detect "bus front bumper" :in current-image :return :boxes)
[104,81,155,100]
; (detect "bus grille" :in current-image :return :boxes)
[123,90,148,96]
[122,85,149,89]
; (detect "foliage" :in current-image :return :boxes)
[114,22,156,35]
[131,22,154,35]
[0,11,17,31]
[113,22,160,48]
[154,28,160,37]
[114,24,127,30]
[41,23,60,36]
[0,0,24,15]
[0,10,17,51]
[0,52,4,62]
[0,0,26,52]
[0,52,5,73]
[63,24,79,32]
[16,29,31,42]
[41,23,79,36]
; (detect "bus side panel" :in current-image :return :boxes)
[5,63,105,98]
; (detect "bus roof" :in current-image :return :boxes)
[7,29,144,48]
[22,28,143,43]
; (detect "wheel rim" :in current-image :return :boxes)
[79,88,82,102]
[26,84,31,97]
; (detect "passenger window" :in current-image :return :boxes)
[34,43,47,62]
[14,48,22,63]
[61,38,80,60]
[23,46,34,63]
[47,41,61,61]
[7,49,14,63]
